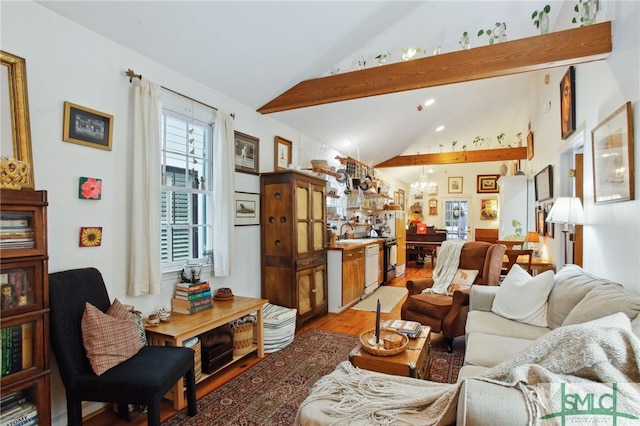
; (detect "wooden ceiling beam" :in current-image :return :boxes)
[375,147,528,168]
[257,22,611,114]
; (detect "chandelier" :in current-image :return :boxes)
[411,167,437,196]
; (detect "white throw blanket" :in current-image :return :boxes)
[296,313,640,425]
[422,241,465,295]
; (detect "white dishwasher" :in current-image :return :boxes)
[363,243,380,296]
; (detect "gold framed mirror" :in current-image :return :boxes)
[1,50,35,189]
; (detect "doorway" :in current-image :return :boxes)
[444,200,469,241]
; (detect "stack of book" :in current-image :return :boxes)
[0,216,35,251]
[172,281,212,314]
[1,323,34,377]
[381,319,422,339]
[0,390,38,426]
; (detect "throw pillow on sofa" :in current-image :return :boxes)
[81,299,145,375]
[447,268,479,295]
[563,284,640,326]
[491,265,554,327]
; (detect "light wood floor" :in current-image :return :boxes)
[82,264,462,426]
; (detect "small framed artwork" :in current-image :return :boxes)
[274,136,292,170]
[428,198,437,216]
[591,101,634,204]
[234,192,260,226]
[63,101,113,150]
[527,130,534,160]
[78,177,102,200]
[534,165,553,201]
[234,131,259,175]
[560,66,576,140]
[545,202,555,238]
[536,206,546,236]
[397,189,405,210]
[393,191,399,206]
[476,174,500,193]
[480,199,498,220]
[428,185,438,196]
[448,176,463,194]
[79,227,103,247]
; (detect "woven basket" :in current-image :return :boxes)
[359,329,408,356]
[231,323,254,357]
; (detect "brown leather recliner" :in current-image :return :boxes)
[400,241,505,351]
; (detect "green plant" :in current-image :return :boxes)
[478,22,506,44]
[497,132,506,146]
[572,0,595,26]
[532,4,551,28]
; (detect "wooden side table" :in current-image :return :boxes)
[145,296,268,410]
[349,326,431,379]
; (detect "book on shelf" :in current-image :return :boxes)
[0,401,37,426]
[1,324,34,377]
[176,281,209,290]
[0,391,27,413]
[174,290,212,301]
[172,301,213,315]
[381,319,422,338]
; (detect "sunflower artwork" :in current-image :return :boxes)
[79,227,103,247]
[79,176,102,200]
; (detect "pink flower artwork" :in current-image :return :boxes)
[79,177,103,200]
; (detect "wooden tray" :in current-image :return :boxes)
[359,329,408,356]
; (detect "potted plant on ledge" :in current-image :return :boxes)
[532,4,551,34]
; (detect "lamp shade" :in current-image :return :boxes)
[524,231,540,243]
[545,197,584,225]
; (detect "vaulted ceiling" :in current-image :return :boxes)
[36,0,587,183]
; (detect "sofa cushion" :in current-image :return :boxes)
[457,378,530,426]
[466,311,549,340]
[491,265,554,327]
[81,299,145,375]
[448,269,479,295]
[547,265,615,329]
[404,293,453,320]
[464,332,533,368]
[562,284,640,326]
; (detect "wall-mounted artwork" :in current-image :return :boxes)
[448,176,463,194]
[234,131,259,175]
[534,165,553,201]
[79,227,103,247]
[234,192,260,226]
[63,102,113,150]
[545,202,555,238]
[274,136,292,170]
[560,66,576,140]
[480,199,498,220]
[78,177,102,200]
[476,174,500,193]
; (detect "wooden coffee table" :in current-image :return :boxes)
[349,326,431,379]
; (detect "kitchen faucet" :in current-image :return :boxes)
[340,222,354,239]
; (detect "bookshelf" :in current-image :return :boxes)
[0,189,51,426]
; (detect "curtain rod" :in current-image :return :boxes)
[125,68,234,119]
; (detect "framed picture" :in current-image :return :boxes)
[448,176,463,194]
[536,206,546,236]
[78,177,102,200]
[480,199,498,220]
[591,101,635,204]
[63,101,113,150]
[397,189,405,210]
[234,192,260,226]
[476,174,500,193]
[545,202,555,238]
[79,227,103,247]
[234,131,259,175]
[534,165,553,201]
[428,198,437,216]
[393,191,399,206]
[527,130,534,160]
[560,66,576,140]
[274,136,292,170]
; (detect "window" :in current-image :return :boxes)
[160,91,215,270]
[444,200,469,241]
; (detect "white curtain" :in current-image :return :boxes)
[212,111,235,276]
[127,79,161,296]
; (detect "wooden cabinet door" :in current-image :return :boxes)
[296,264,327,319]
[311,183,326,252]
[295,180,326,256]
[342,248,364,305]
[313,264,327,313]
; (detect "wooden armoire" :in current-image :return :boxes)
[260,171,328,327]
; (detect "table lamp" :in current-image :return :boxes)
[524,231,540,255]
[545,197,584,265]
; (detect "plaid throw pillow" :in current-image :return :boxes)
[81,299,145,375]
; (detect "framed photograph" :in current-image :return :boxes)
[536,206,546,236]
[527,130,534,160]
[234,131,259,175]
[234,192,260,226]
[448,176,463,194]
[63,101,113,150]
[480,199,498,220]
[397,189,405,210]
[560,66,576,140]
[591,101,635,204]
[534,165,553,201]
[545,202,555,238]
[274,136,292,170]
[476,174,500,193]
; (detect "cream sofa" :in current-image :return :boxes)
[457,264,640,425]
[297,265,640,425]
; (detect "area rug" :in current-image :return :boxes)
[161,329,463,426]
[350,286,408,313]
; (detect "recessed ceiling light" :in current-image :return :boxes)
[424,99,435,107]
[436,125,445,132]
